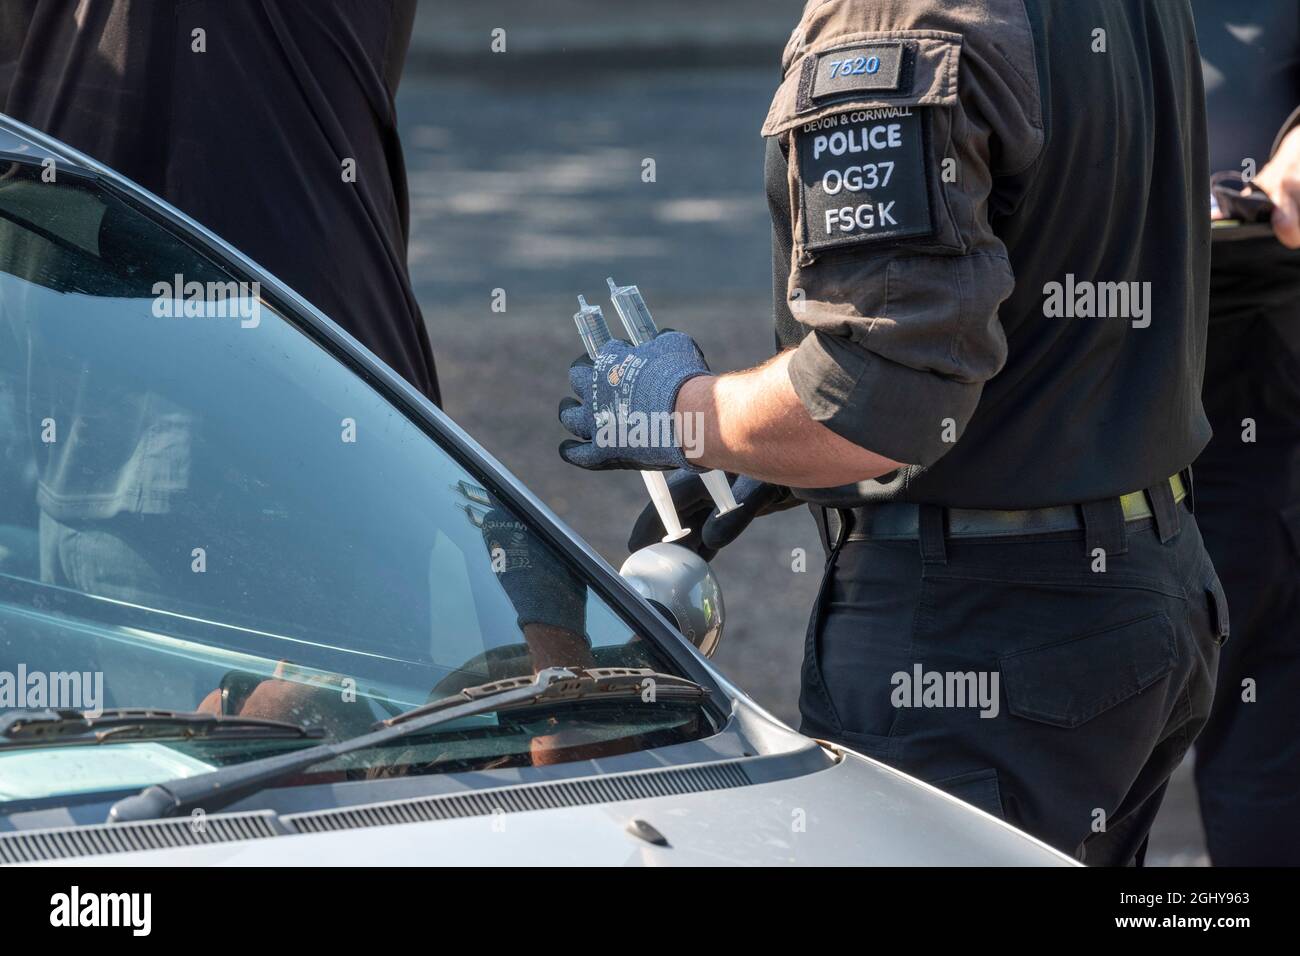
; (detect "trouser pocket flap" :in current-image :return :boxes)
[1000,612,1177,729]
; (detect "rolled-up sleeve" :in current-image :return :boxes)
[788,252,1014,465]
[763,0,1042,466]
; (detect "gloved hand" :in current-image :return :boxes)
[627,470,795,561]
[558,331,711,471]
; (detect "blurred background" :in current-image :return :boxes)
[397,0,1206,865]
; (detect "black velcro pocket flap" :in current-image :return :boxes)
[761,30,961,138]
[999,613,1178,729]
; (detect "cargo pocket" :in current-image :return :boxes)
[761,29,965,265]
[1000,613,1178,729]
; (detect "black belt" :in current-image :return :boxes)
[819,474,1189,557]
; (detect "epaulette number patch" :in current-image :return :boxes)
[808,41,906,102]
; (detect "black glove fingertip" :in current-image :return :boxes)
[558,439,584,466]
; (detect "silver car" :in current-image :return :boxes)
[0,115,1073,867]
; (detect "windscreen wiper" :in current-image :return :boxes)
[387,666,709,726]
[107,667,707,824]
[0,707,324,748]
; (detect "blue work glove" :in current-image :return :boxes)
[558,331,711,471]
[627,470,795,561]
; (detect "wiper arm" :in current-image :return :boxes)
[386,666,709,727]
[0,708,324,748]
[107,667,706,824]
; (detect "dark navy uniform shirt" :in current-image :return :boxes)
[765,0,1210,509]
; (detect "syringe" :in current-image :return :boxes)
[574,296,691,544]
[606,278,739,515]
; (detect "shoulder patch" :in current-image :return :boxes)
[796,106,934,252]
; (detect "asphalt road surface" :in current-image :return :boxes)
[396,66,1208,865]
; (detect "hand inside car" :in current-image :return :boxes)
[529,724,645,767]
[197,661,375,740]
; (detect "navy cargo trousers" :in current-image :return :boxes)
[799,494,1225,866]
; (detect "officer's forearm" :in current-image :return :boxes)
[675,350,905,488]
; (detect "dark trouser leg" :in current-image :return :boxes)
[800,508,1222,866]
[1194,311,1300,865]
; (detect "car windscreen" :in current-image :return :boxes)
[0,158,713,802]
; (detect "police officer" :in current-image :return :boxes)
[1191,0,1300,866]
[559,0,1220,865]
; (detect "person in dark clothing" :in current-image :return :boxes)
[0,1,439,736]
[562,0,1221,865]
[1191,0,1300,867]
[0,0,439,404]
